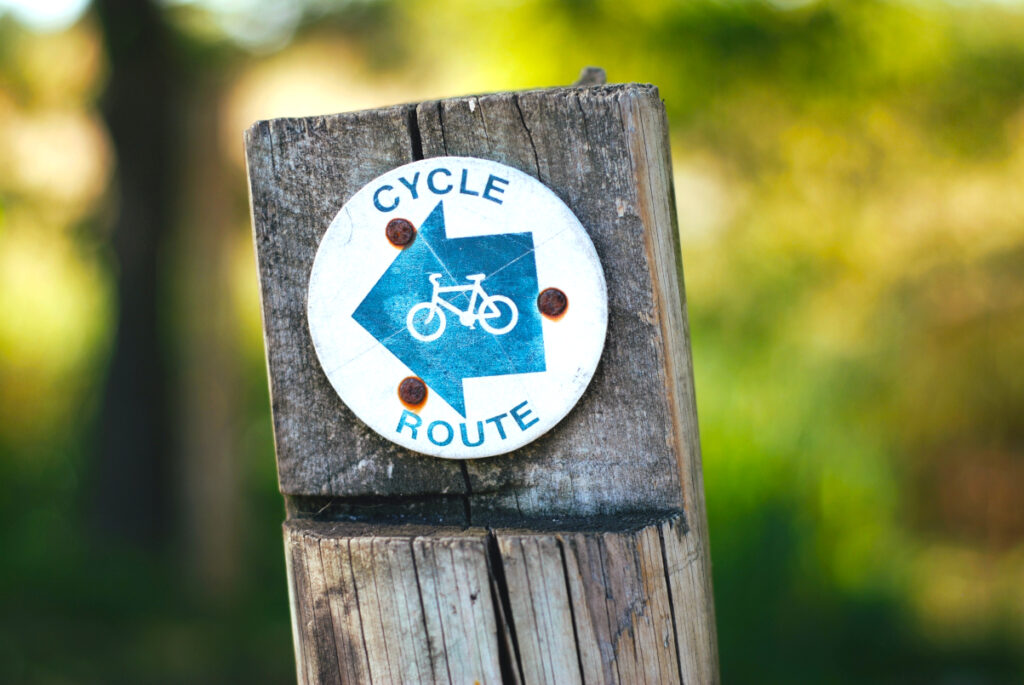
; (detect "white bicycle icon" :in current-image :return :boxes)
[406,273,519,342]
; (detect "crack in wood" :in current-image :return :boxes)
[486,530,526,684]
[406,105,424,161]
[407,538,437,680]
[436,100,448,155]
[556,536,588,684]
[286,513,712,684]
[658,520,687,685]
[511,93,541,180]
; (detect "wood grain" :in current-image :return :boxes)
[287,520,504,685]
[247,81,719,682]
[495,519,685,684]
[286,515,714,684]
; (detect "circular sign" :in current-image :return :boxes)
[307,156,607,459]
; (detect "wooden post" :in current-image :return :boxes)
[245,75,719,683]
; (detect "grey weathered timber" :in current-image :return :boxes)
[245,106,465,501]
[491,515,712,684]
[286,515,711,685]
[247,84,697,523]
[286,521,504,685]
[246,79,719,683]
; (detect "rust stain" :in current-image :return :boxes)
[386,217,416,247]
[398,376,428,409]
[537,287,568,320]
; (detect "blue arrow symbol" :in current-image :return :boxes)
[353,201,546,417]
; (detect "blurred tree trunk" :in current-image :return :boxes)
[93,0,176,546]
[176,74,242,594]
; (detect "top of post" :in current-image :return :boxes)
[245,78,702,529]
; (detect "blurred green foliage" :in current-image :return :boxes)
[1,0,1023,682]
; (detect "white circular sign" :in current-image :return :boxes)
[308,156,607,459]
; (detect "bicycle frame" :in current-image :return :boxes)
[407,273,519,342]
[427,274,498,321]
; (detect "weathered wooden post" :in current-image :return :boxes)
[245,70,718,684]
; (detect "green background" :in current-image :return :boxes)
[1,0,1022,682]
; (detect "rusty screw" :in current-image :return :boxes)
[537,288,568,318]
[386,218,416,247]
[398,376,427,406]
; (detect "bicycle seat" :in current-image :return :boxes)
[465,273,486,282]
[428,273,443,283]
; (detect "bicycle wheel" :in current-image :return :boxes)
[407,302,446,342]
[479,295,518,335]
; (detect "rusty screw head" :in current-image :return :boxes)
[386,218,416,247]
[537,288,568,318]
[398,376,427,406]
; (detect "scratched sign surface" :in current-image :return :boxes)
[307,157,607,459]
